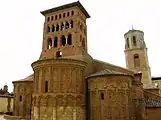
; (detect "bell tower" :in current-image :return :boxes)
[39,1,90,60]
[124,29,152,84]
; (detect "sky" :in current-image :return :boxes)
[0,0,161,92]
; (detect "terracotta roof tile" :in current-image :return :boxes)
[87,69,130,78]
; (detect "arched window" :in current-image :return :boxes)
[47,17,50,22]
[134,54,140,67]
[45,81,48,93]
[100,92,104,100]
[70,20,73,28]
[55,15,57,20]
[54,37,58,47]
[61,22,64,31]
[82,38,85,49]
[71,11,74,16]
[47,38,52,49]
[63,13,66,17]
[56,24,59,31]
[52,25,55,32]
[51,16,53,21]
[67,12,70,16]
[20,95,22,102]
[47,26,50,33]
[61,35,66,46]
[56,51,62,57]
[67,34,72,45]
[59,14,61,19]
[133,36,136,46]
[126,38,129,48]
[65,21,69,29]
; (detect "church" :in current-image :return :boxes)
[4,1,161,120]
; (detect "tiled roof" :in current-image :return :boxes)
[144,90,161,108]
[87,69,130,78]
[13,74,34,82]
[0,94,13,98]
[93,59,135,74]
[145,98,161,108]
[124,29,144,36]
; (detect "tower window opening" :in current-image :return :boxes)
[52,25,55,32]
[61,35,66,46]
[65,21,69,29]
[45,81,48,93]
[47,26,50,33]
[67,12,70,16]
[126,38,129,48]
[134,54,140,67]
[70,20,73,28]
[61,23,65,31]
[67,34,72,45]
[54,37,58,47]
[71,11,74,16]
[59,14,62,19]
[55,15,58,20]
[47,17,50,21]
[56,51,62,57]
[100,92,104,100]
[47,38,52,49]
[63,13,66,17]
[51,16,53,20]
[56,24,59,31]
[20,95,22,102]
[133,36,137,46]
[82,38,85,49]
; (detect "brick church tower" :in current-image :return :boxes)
[39,1,90,60]
[124,29,152,85]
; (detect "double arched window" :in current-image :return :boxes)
[61,34,72,46]
[47,34,72,49]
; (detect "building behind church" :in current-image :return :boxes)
[0,85,13,115]
[4,1,161,120]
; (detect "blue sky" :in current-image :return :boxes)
[0,0,161,91]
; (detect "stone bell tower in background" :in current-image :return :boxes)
[124,29,152,85]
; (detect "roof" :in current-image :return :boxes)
[0,94,13,98]
[152,77,161,80]
[87,69,131,79]
[144,90,161,108]
[145,98,161,108]
[40,1,90,18]
[93,59,134,75]
[124,29,144,36]
[13,74,34,83]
